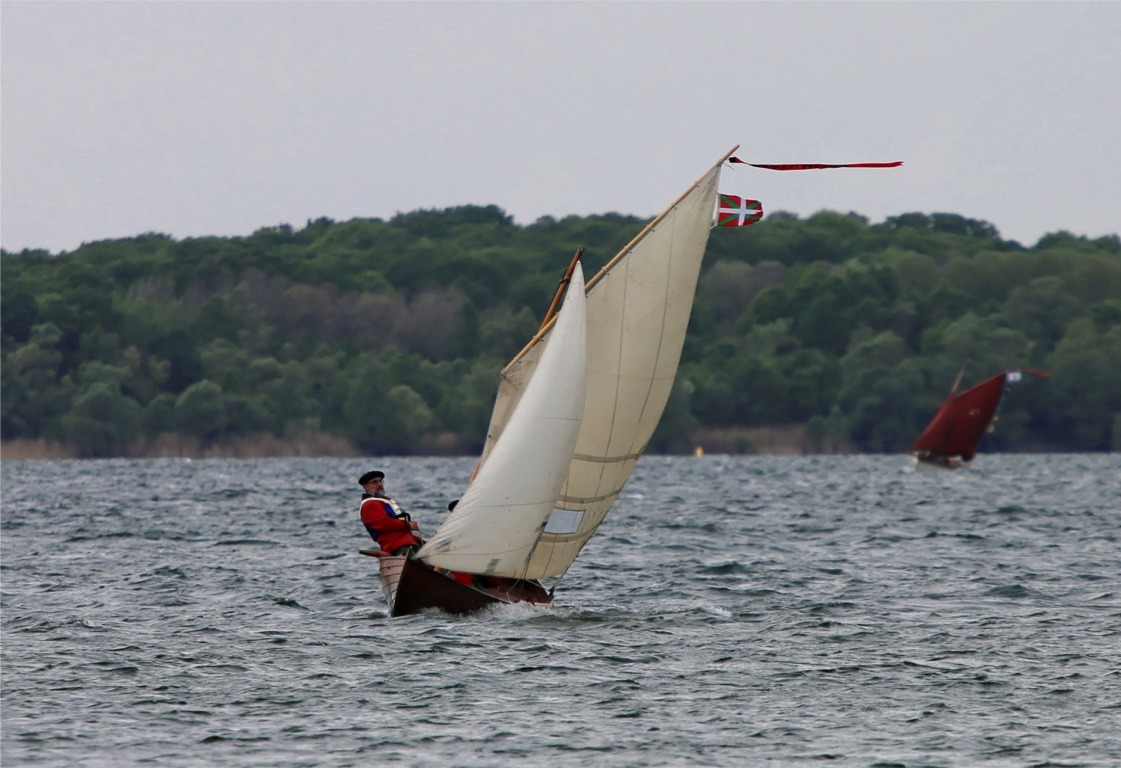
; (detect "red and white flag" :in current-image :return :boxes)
[716,195,763,227]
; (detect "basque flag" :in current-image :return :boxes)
[716,195,763,227]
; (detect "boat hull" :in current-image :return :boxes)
[377,555,552,617]
[912,452,970,471]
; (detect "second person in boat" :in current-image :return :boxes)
[358,470,423,556]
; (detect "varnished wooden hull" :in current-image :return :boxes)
[377,555,552,617]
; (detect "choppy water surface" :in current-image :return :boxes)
[2,454,1119,767]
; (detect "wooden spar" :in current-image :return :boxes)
[535,248,585,335]
[468,248,585,485]
[950,357,972,394]
[502,145,740,374]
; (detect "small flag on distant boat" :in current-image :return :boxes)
[716,195,763,227]
[729,158,903,171]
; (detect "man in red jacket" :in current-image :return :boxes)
[358,470,423,556]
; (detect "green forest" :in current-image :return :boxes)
[2,205,1119,458]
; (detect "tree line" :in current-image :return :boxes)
[2,205,1119,458]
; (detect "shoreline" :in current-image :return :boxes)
[3,426,1073,462]
[1,425,854,461]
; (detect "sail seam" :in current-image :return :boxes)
[572,451,643,463]
[633,209,677,457]
[557,491,619,505]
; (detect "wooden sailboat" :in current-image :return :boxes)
[911,362,1050,470]
[371,146,740,616]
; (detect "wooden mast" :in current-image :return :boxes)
[535,248,584,335]
[950,357,972,394]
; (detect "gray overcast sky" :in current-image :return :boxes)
[2,1,1119,254]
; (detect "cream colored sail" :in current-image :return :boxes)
[476,150,735,580]
[417,264,587,576]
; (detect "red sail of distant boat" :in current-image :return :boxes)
[911,373,1007,464]
[911,368,1050,468]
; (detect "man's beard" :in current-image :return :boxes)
[374,490,387,498]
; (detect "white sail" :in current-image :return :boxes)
[477,151,734,579]
[417,264,587,576]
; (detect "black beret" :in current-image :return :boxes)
[358,470,385,485]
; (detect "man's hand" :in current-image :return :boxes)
[409,521,419,531]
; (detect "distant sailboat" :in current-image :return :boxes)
[368,146,740,616]
[911,362,1050,470]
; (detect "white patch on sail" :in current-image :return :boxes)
[543,509,583,535]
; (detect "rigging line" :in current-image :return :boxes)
[543,547,577,598]
[533,532,562,586]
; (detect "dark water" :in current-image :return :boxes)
[2,454,1119,767]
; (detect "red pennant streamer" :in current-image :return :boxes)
[729,158,902,170]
